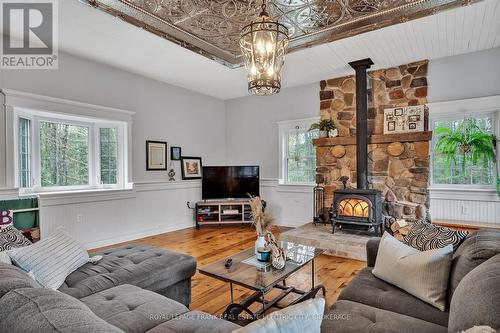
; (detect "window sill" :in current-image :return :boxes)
[20,185,133,197]
[19,186,136,206]
[276,180,315,193]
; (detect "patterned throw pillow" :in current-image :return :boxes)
[403,221,468,251]
[0,226,32,251]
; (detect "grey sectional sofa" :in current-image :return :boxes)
[321,228,500,333]
[0,244,241,333]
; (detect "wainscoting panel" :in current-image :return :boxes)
[429,189,500,224]
[39,181,201,249]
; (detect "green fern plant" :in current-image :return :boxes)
[434,118,497,172]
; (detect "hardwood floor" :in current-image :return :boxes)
[93,225,366,316]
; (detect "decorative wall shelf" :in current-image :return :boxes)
[313,131,433,147]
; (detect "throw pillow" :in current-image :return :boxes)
[403,221,468,251]
[373,233,453,311]
[232,298,325,333]
[0,226,32,251]
[8,229,89,289]
[0,251,11,264]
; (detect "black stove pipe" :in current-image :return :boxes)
[348,58,373,190]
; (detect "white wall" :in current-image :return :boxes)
[225,83,319,179]
[0,51,227,248]
[428,47,500,103]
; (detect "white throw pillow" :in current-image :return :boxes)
[8,229,89,289]
[232,298,325,333]
[373,233,453,311]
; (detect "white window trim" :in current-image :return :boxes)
[277,117,319,186]
[428,95,500,192]
[1,89,134,195]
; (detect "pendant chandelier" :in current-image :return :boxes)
[239,0,289,96]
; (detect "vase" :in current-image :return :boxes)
[319,130,329,138]
[255,236,266,255]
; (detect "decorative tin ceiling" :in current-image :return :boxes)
[81,0,476,67]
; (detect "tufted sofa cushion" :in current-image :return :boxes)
[0,287,124,333]
[0,263,42,298]
[58,244,196,301]
[321,300,447,333]
[338,267,449,326]
[448,254,500,333]
[80,284,188,333]
[146,311,241,333]
[447,228,500,304]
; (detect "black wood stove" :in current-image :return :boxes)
[331,177,383,235]
[330,58,383,236]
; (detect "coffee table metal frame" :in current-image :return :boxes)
[198,243,325,322]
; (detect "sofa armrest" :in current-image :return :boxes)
[366,237,381,267]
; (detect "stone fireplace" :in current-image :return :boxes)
[314,60,432,225]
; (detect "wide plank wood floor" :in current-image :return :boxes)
[93,226,365,316]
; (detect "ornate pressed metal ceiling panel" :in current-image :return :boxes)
[81,0,477,67]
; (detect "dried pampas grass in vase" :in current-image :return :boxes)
[249,196,274,254]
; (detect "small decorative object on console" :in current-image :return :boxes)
[225,258,233,269]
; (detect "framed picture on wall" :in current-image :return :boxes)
[171,147,182,161]
[181,157,202,180]
[146,140,168,171]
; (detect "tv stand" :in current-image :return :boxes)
[195,200,253,229]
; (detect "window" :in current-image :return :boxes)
[99,128,118,185]
[40,121,89,187]
[279,118,318,184]
[431,113,497,187]
[16,110,127,192]
[18,118,31,188]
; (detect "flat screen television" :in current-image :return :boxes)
[202,166,259,200]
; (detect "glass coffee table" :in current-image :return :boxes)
[198,241,325,323]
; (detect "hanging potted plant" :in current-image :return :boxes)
[434,117,498,195]
[309,119,337,138]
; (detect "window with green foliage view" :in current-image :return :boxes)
[99,128,118,185]
[286,129,318,183]
[17,112,124,192]
[40,122,89,187]
[432,116,495,186]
